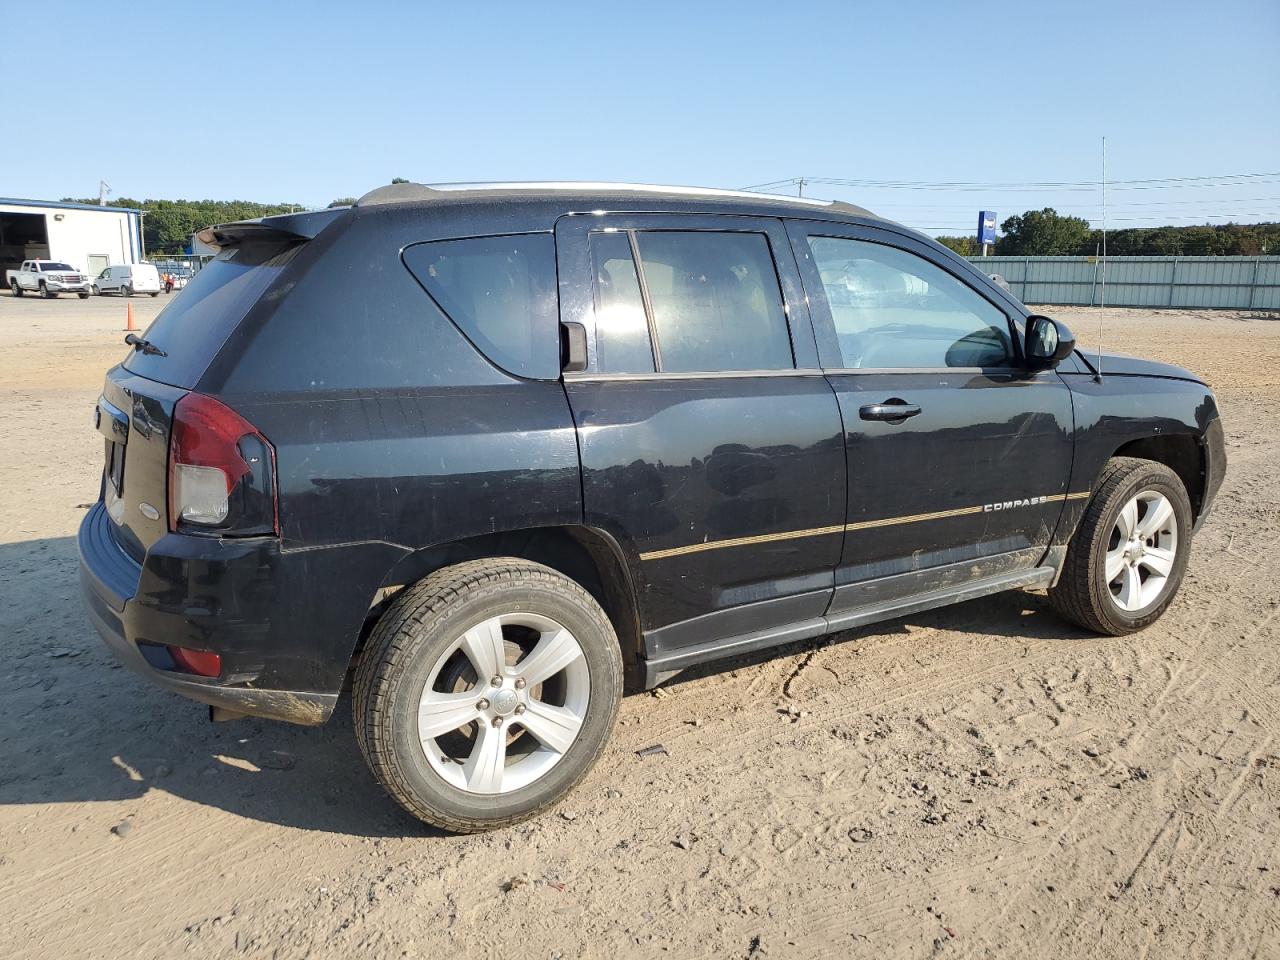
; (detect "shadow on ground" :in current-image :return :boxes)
[0,531,1090,837]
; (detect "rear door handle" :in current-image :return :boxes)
[859,399,921,423]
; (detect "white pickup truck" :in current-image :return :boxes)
[6,260,92,298]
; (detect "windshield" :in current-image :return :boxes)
[41,262,74,271]
[122,239,303,388]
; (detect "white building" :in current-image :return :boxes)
[0,198,144,280]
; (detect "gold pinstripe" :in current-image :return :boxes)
[636,490,1093,561]
[638,524,847,561]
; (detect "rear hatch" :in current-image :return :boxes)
[96,210,341,557]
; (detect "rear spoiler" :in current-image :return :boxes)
[195,208,345,252]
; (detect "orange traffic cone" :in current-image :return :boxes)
[125,302,136,332]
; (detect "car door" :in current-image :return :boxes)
[557,213,846,660]
[785,220,1077,617]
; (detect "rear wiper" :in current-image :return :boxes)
[124,333,167,357]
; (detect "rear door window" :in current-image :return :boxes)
[121,239,302,388]
[589,231,655,374]
[586,230,794,375]
[402,233,559,380]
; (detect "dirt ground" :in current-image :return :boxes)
[0,293,1277,960]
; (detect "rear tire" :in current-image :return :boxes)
[354,559,623,832]
[121,285,132,297]
[1050,457,1192,635]
[149,291,159,297]
[10,280,21,297]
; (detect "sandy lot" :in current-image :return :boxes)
[0,293,1277,959]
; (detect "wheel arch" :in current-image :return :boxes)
[1112,433,1205,520]
[369,525,645,685]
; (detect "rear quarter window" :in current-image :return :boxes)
[122,240,302,388]
[401,233,559,380]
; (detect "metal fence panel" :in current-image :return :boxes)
[966,256,1280,310]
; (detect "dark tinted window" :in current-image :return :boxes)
[589,231,654,374]
[807,237,1013,369]
[634,232,793,373]
[122,239,302,388]
[402,234,559,379]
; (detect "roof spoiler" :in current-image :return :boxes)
[195,208,343,251]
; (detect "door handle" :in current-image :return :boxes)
[859,399,921,423]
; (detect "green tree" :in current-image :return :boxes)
[995,208,1093,256]
[935,235,979,256]
[64,197,307,254]
[391,177,410,184]
[1145,228,1185,256]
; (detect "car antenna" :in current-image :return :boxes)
[1095,136,1107,382]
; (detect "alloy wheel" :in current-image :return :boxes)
[418,613,590,795]
[1105,489,1178,612]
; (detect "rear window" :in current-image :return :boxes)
[122,240,302,388]
[402,233,559,380]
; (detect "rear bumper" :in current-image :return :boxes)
[79,569,336,724]
[77,501,396,725]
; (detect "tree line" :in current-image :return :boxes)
[936,208,1279,258]
[61,181,411,254]
[62,196,1278,259]
[62,197,306,254]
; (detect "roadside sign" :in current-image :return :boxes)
[978,211,998,247]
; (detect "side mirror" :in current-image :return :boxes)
[1024,314,1076,369]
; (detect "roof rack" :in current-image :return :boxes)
[354,181,873,217]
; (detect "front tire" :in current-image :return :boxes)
[1050,457,1192,635]
[78,291,90,299]
[354,559,623,832]
[40,282,56,299]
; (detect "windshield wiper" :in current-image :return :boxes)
[124,333,167,357]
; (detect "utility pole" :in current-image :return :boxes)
[796,178,806,198]
[98,180,111,206]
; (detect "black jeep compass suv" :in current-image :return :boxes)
[79,182,1226,831]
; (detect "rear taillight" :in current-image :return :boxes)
[168,392,278,536]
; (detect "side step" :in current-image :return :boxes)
[642,566,1055,688]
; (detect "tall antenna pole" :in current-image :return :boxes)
[1096,136,1107,381]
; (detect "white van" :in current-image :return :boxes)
[92,263,162,297]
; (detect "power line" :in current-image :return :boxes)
[742,172,1280,192]
[916,214,1280,231]
[867,196,1280,211]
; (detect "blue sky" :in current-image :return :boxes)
[4,0,1278,235]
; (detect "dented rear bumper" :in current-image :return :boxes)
[77,501,396,725]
